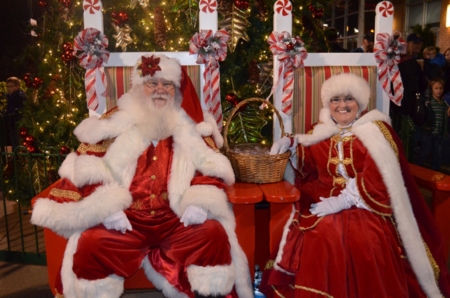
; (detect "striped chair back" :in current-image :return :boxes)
[293,66,378,133]
[104,65,202,111]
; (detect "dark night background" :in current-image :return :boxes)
[0,0,41,81]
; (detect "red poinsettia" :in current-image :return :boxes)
[137,55,161,77]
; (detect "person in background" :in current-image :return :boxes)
[423,46,445,82]
[443,48,450,94]
[351,32,374,53]
[3,77,26,150]
[324,27,349,53]
[416,78,449,170]
[390,33,428,161]
[261,73,450,298]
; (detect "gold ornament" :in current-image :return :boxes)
[256,61,273,95]
[112,23,134,52]
[218,4,251,53]
[138,0,149,7]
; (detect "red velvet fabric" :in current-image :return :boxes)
[73,212,232,296]
[261,123,450,297]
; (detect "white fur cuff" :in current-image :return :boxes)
[31,183,132,237]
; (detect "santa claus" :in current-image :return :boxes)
[31,54,253,298]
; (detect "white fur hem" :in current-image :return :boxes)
[353,122,443,298]
[273,204,296,275]
[62,233,124,298]
[31,183,132,237]
[187,264,235,295]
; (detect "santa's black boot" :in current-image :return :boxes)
[194,291,225,298]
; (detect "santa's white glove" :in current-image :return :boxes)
[180,206,207,227]
[270,136,296,155]
[310,178,370,217]
[103,211,132,234]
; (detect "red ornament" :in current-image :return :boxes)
[19,127,28,137]
[225,92,239,106]
[313,8,324,18]
[61,42,75,63]
[234,0,249,10]
[25,135,35,143]
[38,0,48,9]
[111,11,129,26]
[27,145,37,153]
[286,42,295,50]
[59,146,70,155]
[58,0,71,7]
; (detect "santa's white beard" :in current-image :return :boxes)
[128,87,180,141]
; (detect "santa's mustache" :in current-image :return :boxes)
[150,94,171,100]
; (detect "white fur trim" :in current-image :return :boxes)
[273,204,296,275]
[74,108,135,144]
[58,152,78,181]
[353,122,443,298]
[187,264,235,295]
[321,73,370,112]
[131,54,182,88]
[196,121,214,137]
[141,257,188,298]
[203,111,224,148]
[31,183,132,237]
[61,233,124,298]
[72,155,114,188]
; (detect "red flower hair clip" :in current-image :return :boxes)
[137,55,161,77]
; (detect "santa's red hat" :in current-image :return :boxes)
[132,54,215,137]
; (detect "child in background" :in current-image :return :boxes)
[423,46,445,82]
[416,78,450,170]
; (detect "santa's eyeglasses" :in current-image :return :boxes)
[144,80,175,91]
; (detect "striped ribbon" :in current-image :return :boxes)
[73,28,110,111]
[267,31,307,115]
[374,32,406,106]
[189,29,229,129]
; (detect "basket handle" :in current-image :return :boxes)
[223,97,286,152]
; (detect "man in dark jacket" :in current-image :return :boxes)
[4,77,26,149]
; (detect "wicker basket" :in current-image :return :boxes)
[223,97,291,183]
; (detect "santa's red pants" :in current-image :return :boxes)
[73,209,232,282]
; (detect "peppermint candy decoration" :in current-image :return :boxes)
[374,32,406,106]
[189,29,229,129]
[83,0,101,14]
[73,28,110,111]
[200,0,217,13]
[267,31,307,115]
[275,0,292,16]
[378,1,393,18]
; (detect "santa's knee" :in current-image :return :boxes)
[187,263,236,297]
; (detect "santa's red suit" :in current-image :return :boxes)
[31,55,253,298]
